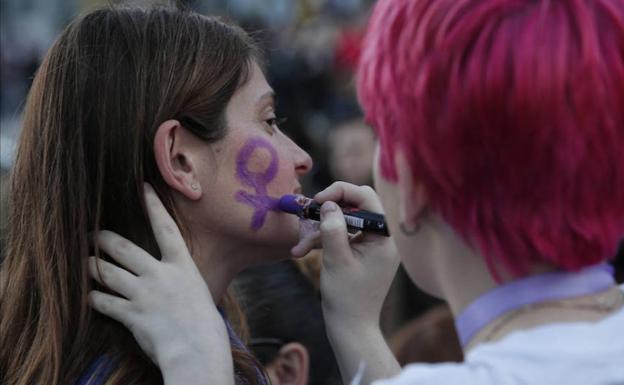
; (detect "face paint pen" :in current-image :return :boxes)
[278,194,390,236]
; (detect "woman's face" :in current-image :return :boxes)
[189,62,312,252]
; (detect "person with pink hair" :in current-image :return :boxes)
[318,0,624,383]
[85,0,624,384]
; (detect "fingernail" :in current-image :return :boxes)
[321,201,338,215]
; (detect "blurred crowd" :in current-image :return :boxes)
[1,1,623,384]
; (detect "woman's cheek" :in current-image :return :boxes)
[232,136,287,232]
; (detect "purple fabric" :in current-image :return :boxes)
[77,317,267,385]
[220,310,269,385]
[235,137,280,231]
[77,355,114,385]
[455,263,616,347]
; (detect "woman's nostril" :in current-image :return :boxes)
[293,149,313,175]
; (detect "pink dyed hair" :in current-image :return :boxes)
[358,0,624,279]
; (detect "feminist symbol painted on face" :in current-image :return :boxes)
[235,137,281,231]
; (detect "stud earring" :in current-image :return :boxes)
[191,182,199,191]
[399,221,419,236]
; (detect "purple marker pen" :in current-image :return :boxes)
[278,194,390,236]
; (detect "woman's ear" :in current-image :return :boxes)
[265,342,309,385]
[153,119,202,200]
[394,149,428,231]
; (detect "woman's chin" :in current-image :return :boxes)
[257,211,301,245]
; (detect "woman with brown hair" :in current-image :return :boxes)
[0,5,313,385]
[80,0,624,384]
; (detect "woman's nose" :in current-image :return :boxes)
[291,141,313,176]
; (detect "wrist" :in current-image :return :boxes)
[159,326,234,385]
[324,310,380,338]
[157,310,230,369]
[323,303,380,331]
[161,352,234,385]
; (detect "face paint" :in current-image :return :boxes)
[235,137,280,230]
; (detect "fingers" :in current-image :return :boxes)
[314,182,384,213]
[291,231,321,257]
[89,290,134,326]
[143,183,189,262]
[290,219,320,257]
[88,257,140,299]
[96,230,155,275]
[319,201,352,267]
[291,223,362,258]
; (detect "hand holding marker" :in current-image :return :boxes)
[278,194,390,236]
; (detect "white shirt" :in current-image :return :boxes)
[372,284,624,385]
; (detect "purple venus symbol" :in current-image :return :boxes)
[235,137,281,230]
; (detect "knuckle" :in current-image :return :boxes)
[123,316,137,332]
[360,185,375,194]
[114,239,132,254]
[92,292,112,313]
[102,296,115,311]
[97,230,115,244]
[325,181,345,193]
[133,285,148,300]
[98,264,113,284]
[334,181,349,189]
[162,222,177,236]
[146,191,160,209]
[320,218,345,235]
[97,231,125,254]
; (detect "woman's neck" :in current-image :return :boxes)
[188,232,251,304]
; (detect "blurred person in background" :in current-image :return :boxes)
[328,118,376,187]
[388,305,462,366]
[0,33,42,117]
[234,258,342,385]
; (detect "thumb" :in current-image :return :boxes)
[319,201,352,266]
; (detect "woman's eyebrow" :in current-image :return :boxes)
[256,90,276,111]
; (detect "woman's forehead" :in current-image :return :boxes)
[229,62,274,113]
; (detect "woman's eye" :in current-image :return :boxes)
[265,117,287,135]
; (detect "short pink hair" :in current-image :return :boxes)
[358,0,624,279]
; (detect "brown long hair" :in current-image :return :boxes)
[0,5,265,385]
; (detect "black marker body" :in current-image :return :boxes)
[300,203,390,236]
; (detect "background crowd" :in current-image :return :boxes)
[1,0,622,383]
